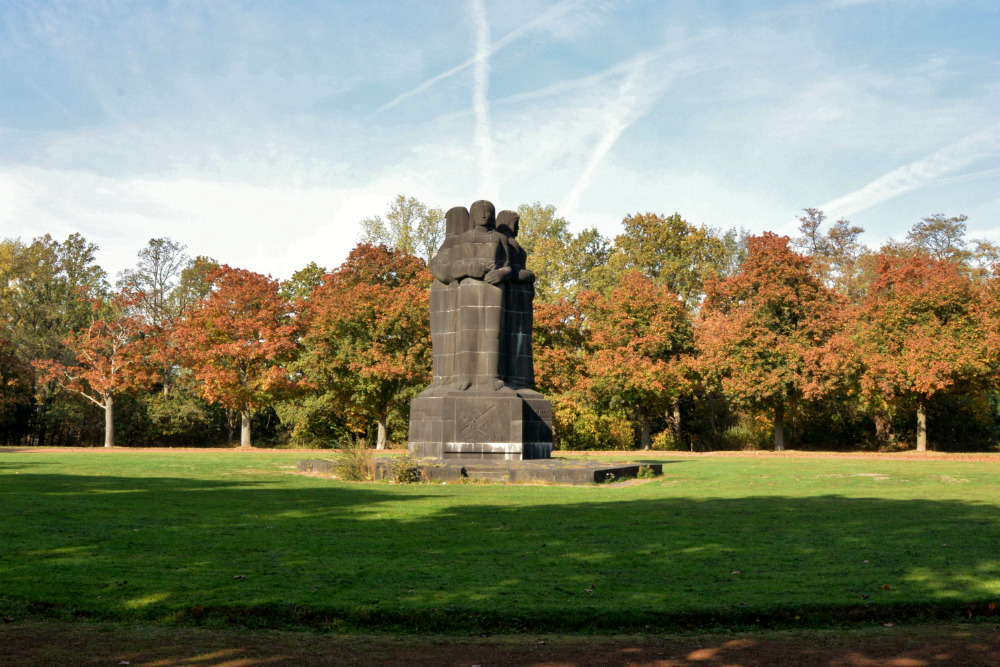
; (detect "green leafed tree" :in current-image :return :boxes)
[360,195,444,262]
[515,202,612,303]
[605,212,742,309]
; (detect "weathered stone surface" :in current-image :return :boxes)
[298,457,663,485]
[408,200,553,461]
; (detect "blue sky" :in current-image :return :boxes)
[1,0,998,280]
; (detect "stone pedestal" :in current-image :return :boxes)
[408,387,552,460]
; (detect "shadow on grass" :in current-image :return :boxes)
[1,470,998,633]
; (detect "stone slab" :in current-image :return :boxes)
[297,458,661,484]
[420,459,662,484]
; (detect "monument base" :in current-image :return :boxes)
[408,386,553,461]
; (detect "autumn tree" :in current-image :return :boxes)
[531,298,629,450]
[696,233,846,450]
[360,195,444,262]
[33,290,152,447]
[298,244,432,449]
[577,271,693,449]
[854,253,985,451]
[174,265,301,448]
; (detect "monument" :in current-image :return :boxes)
[408,200,554,460]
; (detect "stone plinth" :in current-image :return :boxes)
[408,387,552,461]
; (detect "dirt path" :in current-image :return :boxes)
[3,621,999,667]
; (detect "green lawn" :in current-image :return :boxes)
[1,449,998,632]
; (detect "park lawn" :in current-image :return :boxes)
[1,448,998,633]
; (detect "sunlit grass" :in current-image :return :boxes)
[1,448,999,631]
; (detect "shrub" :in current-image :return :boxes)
[390,454,421,484]
[333,437,374,481]
[637,464,660,479]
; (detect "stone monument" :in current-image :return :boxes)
[408,200,553,460]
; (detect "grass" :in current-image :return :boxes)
[1,448,999,633]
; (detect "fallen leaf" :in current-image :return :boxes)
[731,570,742,575]
[861,595,870,600]
[881,584,891,590]
[233,575,246,579]
[883,622,894,627]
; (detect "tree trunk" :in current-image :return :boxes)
[916,394,928,452]
[240,409,251,448]
[671,398,683,447]
[376,416,387,450]
[773,403,785,451]
[639,411,651,450]
[104,394,114,448]
[874,406,892,448]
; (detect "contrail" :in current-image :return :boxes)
[821,120,1000,218]
[370,0,585,117]
[471,0,497,200]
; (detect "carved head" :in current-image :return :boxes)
[496,210,519,238]
[445,206,471,237]
[470,200,496,230]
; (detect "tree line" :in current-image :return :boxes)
[2,195,999,452]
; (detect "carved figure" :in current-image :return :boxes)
[496,210,535,389]
[408,199,553,460]
[426,206,472,393]
[452,200,509,390]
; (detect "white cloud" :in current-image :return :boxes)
[821,120,1000,219]
[471,0,497,200]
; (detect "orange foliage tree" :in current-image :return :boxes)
[532,297,631,450]
[577,270,693,449]
[32,290,153,447]
[174,265,301,448]
[854,253,985,451]
[299,244,432,449]
[696,233,846,450]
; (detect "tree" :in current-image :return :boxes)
[578,271,693,449]
[696,233,846,450]
[360,195,444,262]
[855,253,985,451]
[0,334,32,444]
[32,290,152,447]
[906,214,971,264]
[298,244,432,450]
[117,238,190,325]
[607,212,740,309]
[511,202,613,303]
[280,261,327,303]
[174,265,301,447]
[794,208,868,302]
[1,233,109,445]
[117,238,200,396]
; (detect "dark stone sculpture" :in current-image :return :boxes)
[408,200,553,460]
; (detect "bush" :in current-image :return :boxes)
[333,437,374,481]
[390,454,421,483]
[637,464,660,479]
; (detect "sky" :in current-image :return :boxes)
[1,0,999,281]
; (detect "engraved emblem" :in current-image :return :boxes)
[459,404,507,441]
